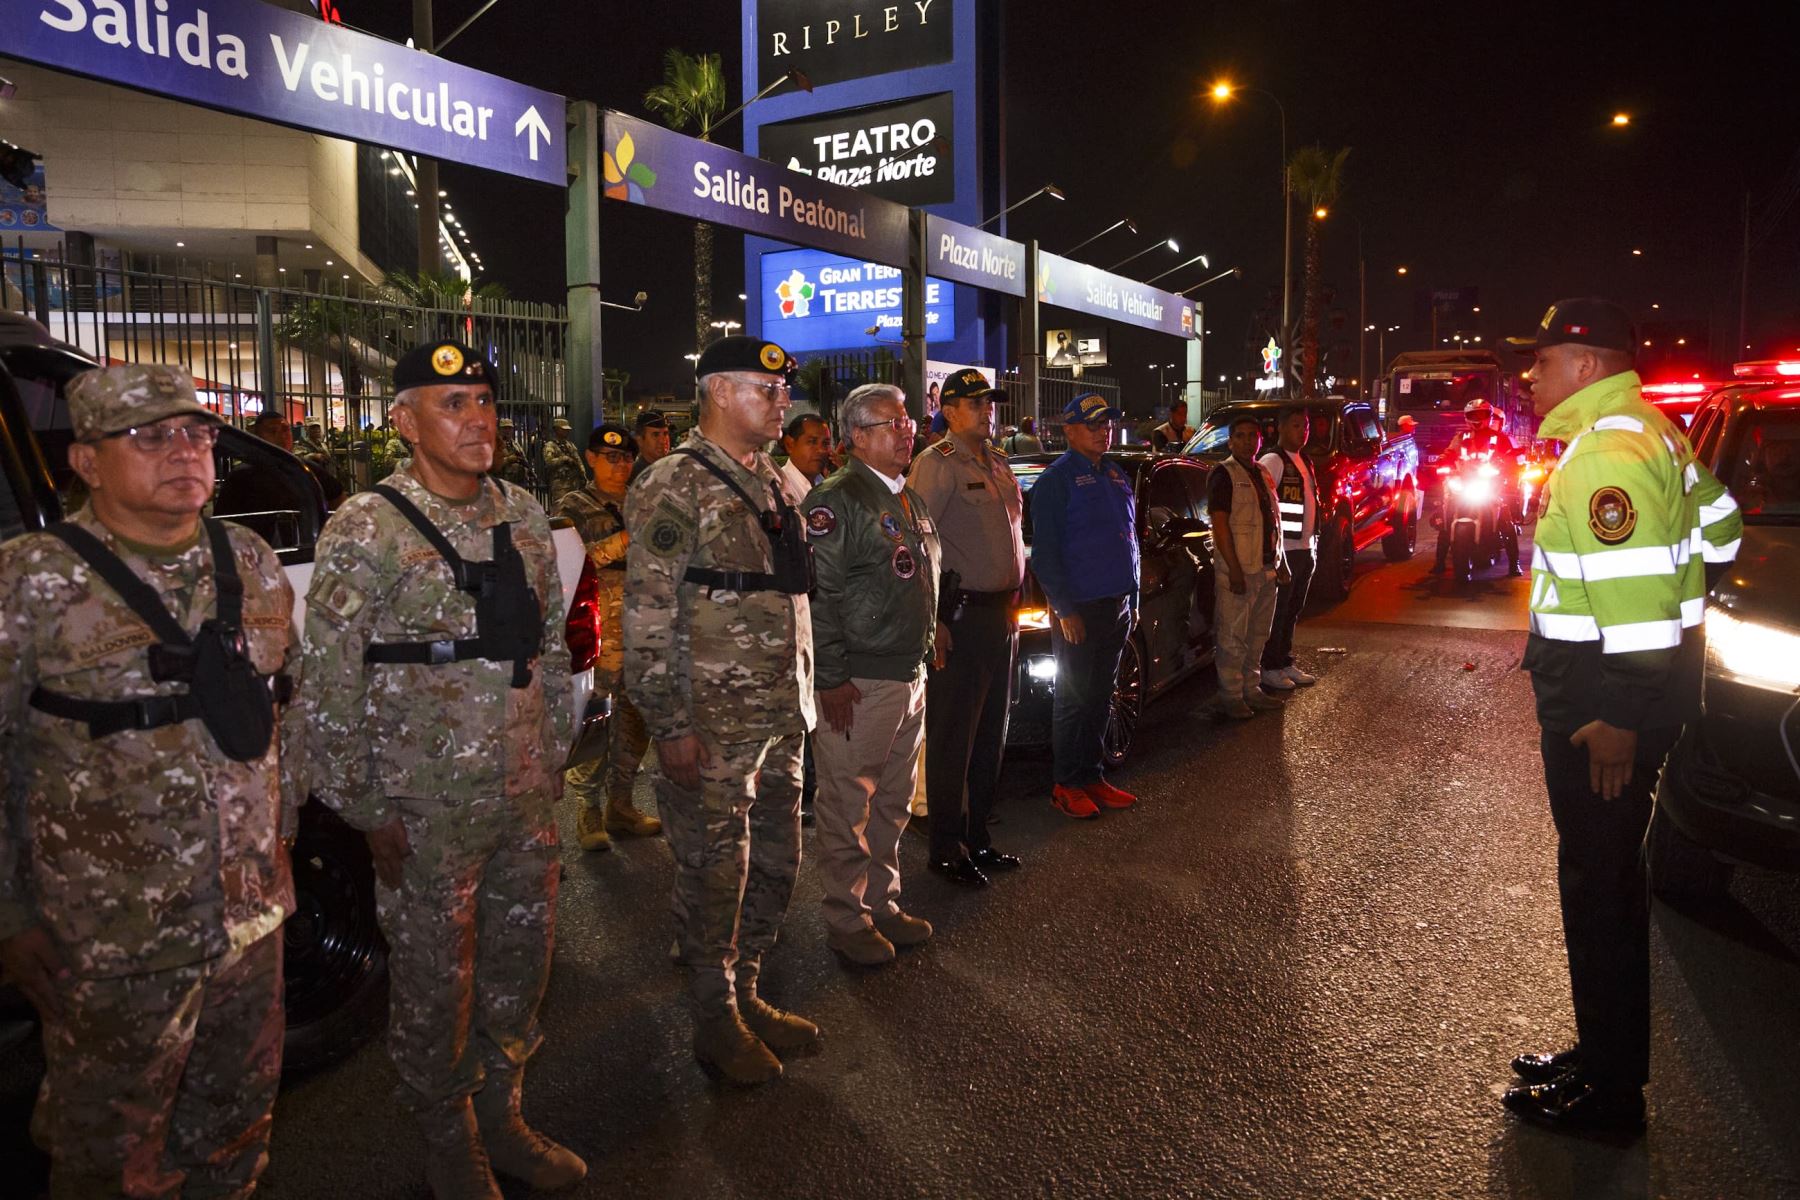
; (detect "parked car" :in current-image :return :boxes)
[1005,450,1217,766]
[1181,397,1422,600]
[1647,360,1800,901]
[0,313,593,1073]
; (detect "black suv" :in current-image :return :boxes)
[1648,362,1800,900]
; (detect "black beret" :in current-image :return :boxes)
[634,409,670,431]
[393,341,498,392]
[695,334,792,380]
[587,422,638,455]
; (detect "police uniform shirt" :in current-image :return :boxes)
[1208,454,1280,565]
[906,437,1025,593]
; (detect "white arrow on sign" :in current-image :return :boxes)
[515,105,551,161]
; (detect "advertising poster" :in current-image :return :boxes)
[0,161,57,231]
[760,246,949,354]
[1044,327,1108,368]
[924,360,995,418]
[759,92,955,207]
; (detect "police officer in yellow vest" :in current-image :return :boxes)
[1206,414,1290,720]
[1500,298,1741,1135]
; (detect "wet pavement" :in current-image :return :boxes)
[5,535,1798,1198]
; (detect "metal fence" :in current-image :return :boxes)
[1,239,569,499]
[790,348,903,431]
[994,368,1122,453]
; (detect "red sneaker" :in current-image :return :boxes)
[1051,785,1100,819]
[1084,779,1137,809]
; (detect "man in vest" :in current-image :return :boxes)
[802,383,941,966]
[300,340,583,1199]
[1501,298,1740,1134]
[1028,392,1141,819]
[1258,405,1320,691]
[1150,400,1194,454]
[1432,397,1524,576]
[0,364,298,1197]
[623,335,820,1087]
[1207,415,1290,720]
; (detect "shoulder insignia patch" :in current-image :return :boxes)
[891,543,918,579]
[806,505,838,536]
[315,577,367,625]
[645,497,697,557]
[1588,486,1637,544]
[932,440,957,456]
[879,512,904,541]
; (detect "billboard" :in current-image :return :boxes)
[756,0,955,91]
[0,161,57,232]
[760,247,949,354]
[1045,328,1109,368]
[759,92,955,207]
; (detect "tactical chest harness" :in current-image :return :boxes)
[28,520,288,762]
[673,448,814,595]
[361,484,543,688]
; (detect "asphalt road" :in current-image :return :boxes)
[6,534,1799,1199]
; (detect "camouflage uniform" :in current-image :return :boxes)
[622,430,815,1017]
[298,465,570,1116]
[553,483,651,818]
[0,367,298,1199]
[494,436,537,491]
[541,435,588,509]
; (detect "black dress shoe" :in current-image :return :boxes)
[970,848,1021,872]
[927,857,990,887]
[1502,1072,1645,1136]
[1511,1045,1581,1084]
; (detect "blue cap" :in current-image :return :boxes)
[930,411,948,434]
[1060,392,1124,426]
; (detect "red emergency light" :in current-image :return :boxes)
[1733,360,1800,379]
[1641,381,1713,397]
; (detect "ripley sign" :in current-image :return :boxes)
[759,92,954,207]
[756,0,953,91]
[8,0,566,185]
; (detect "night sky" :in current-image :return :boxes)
[350,0,1800,406]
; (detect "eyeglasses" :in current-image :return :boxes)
[100,422,220,453]
[856,416,917,434]
[739,380,791,403]
[594,450,634,467]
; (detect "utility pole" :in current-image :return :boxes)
[1357,247,1367,400]
[1738,190,1751,354]
[413,0,440,276]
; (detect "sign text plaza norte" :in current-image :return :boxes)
[4,0,567,185]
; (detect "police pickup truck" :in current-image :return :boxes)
[1180,396,1422,600]
[0,313,594,1073]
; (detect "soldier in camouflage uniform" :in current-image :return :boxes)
[540,417,588,509]
[623,335,820,1086]
[0,364,298,1199]
[553,421,659,852]
[298,341,583,1200]
[494,417,538,491]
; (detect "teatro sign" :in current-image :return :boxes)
[759,92,955,207]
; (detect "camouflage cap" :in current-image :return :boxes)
[67,364,219,441]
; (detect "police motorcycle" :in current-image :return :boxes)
[1434,450,1521,584]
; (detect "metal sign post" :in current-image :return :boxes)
[565,101,603,436]
[902,209,927,420]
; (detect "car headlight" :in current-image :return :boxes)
[1707,607,1800,693]
[1025,655,1057,682]
[1016,606,1051,631]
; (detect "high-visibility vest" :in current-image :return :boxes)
[1262,447,1316,551]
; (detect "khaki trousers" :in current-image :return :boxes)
[1213,564,1280,700]
[812,675,927,937]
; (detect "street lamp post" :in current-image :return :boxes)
[1108,238,1179,274]
[977,184,1065,230]
[1064,217,1138,257]
[1209,83,1290,336]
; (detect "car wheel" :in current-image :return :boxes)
[282,800,390,1076]
[1382,496,1417,562]
[1101,635,1146,769]
[1646,800,1732,906]
[1314,512,1356,601]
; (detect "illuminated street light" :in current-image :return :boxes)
[1313,207,1328,219]
[1396,265,1409,275]
[1612,112,1631,126]
[1209,80,1291,332]
[1631,248,1644,256]
[976,183,1065,229]
[1065,217,1139,256]
[1107,238,1179,273]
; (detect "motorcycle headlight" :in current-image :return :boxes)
[1016,606,1052,631]
[1447,477,1465,494]
[1025,655,1058,682]
[1464,479,1493,503]
[1707,607,1800,693]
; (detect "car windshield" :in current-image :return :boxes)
[1186,408,1334,457]
[1393,370,1497,413]
[1722,408,1800,524]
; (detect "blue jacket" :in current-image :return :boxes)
[1030,450,1139,613]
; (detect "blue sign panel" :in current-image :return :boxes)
[1036,251,1196,340]
[760,247,949,354]
[8,0,566,185]
[923,214,1025,298]
[604,111,910,268]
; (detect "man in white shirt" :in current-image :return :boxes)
[1258,405,1320,690]
[778,413,832,507]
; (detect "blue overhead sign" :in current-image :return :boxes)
[1036,251,1196,340]
[7,0,567,185]
[923,214,1025,298]
[760,247,948,354]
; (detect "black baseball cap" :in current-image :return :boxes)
[940,368,998,404]
[694,334,792,379]
[393,340,498,392]
[634,409,669,432]
[1506,298,1636,354]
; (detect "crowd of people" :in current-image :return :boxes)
[0,294,1741,1198]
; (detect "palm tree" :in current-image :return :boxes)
[644,49,728,360]
[1287,145,1350,397]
